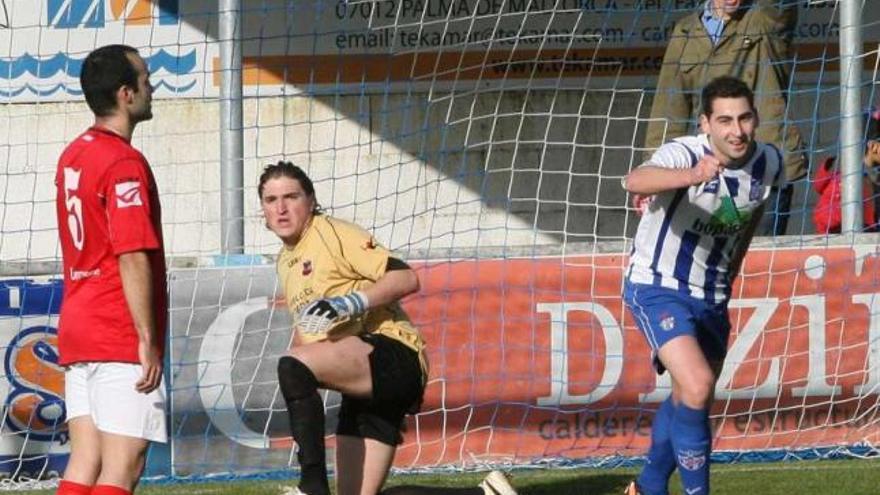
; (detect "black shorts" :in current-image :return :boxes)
[336,333,425,446]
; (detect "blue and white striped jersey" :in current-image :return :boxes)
[626,134,785,303]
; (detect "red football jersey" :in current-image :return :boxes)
[55,127,167,366]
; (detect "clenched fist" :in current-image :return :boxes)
[689,154,723,186]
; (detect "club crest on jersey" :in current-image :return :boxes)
[677,449,706,471]
[115,181,143,208]
[749,178,762,201]
[659,314,675,331]
[302,260,313,276]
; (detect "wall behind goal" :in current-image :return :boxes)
[2,2,880,263]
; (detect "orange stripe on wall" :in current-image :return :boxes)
[211,43,867,86]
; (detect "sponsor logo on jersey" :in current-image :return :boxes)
[691,208,752,237]
[115,181,143,208]
[69,268,101,281]
[302,260,313,276]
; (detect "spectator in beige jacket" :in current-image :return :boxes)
[644,0,804,235]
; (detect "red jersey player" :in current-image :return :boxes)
[54,45,165,495]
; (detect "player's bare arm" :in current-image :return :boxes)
[623,154,722,195]
[118,250,162,394]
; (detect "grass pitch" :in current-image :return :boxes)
[19,458,879,494]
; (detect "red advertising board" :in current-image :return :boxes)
[392,247,880,466]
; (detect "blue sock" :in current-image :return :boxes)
[670,404,711,495]
[637,397,676,495]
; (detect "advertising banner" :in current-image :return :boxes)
[2,244,879,477]
[227,0,878,93]
[2,1,878,101]
[0,279,67,478]
[169,245,880,470]
[0,0,204,102]
[395,246,880,464]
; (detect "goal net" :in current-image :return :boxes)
[1,0,879,484]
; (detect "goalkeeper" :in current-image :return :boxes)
[621,77,784,495]
[260,161,516,495]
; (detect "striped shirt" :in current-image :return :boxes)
[626,134,784,303]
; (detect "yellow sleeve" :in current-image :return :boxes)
[322,217,390,282]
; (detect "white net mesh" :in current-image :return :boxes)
[0,0,879,483]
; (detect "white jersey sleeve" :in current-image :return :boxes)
[647,137,705,170]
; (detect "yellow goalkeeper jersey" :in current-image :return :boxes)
[276,214,427,373]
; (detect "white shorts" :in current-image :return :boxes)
[65,362,167,443]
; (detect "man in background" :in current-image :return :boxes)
[645,0,804,235]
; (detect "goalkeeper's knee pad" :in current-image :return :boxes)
[278,356,318,401]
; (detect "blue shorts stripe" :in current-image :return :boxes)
[624,282,661,351]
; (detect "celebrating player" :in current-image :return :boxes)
[55,45,166,495]
[260,161,516,495]
[621,76,784,495]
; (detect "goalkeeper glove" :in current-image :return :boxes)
[297,291,369,335]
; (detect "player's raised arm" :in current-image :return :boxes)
[623,154,722,195]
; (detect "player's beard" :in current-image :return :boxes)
[724,140,756,169]
[131,92,153,123]
[135,104,153,123]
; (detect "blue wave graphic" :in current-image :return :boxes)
[0,79,197,98]
[147,49,197,75]
[0,83,81,98]
[0,49,197,79]
[153,79,198,93]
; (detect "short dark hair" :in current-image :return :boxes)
[701,76,755,117]
[80,44,140,117]
[258,161,318,206]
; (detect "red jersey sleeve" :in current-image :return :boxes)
[102,157,161,255]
